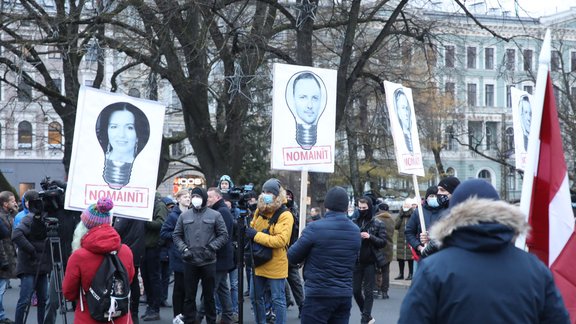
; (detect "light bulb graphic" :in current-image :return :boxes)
[285,71,327,150]
[96,102,150,190]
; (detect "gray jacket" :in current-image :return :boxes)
[172,206,228,266]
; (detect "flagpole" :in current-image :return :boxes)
[515,29,551,249]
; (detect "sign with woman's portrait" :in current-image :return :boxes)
[383,81,424,176]
[511,87,533,171]
[65,86,166,220]
[271,63,337,173]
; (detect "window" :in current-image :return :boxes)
[571,87,576,102]
[445,45,455,68]
[48,46,61,59]
[445,126,455,151]
[485,48,494,69]
[48,122,62,148]
[467,83,477,106]
[445,82,455,101]
[505,127,514,151]
[84,79,94,87]
[506,49,515,71]
[18,121,32,149]
[467,47,477,69]
[571,52,576,72]
[551,51,561,71]
[478,170,492,182]
[18,80,32,102]
[506,85,512,108]
[468,121,482,149]
[52,78,62,94]
[486,127,493,150]
[523,49,533,71]
[523,85,533,95]
[128,88,141,98]
[486,122,498,150]
[485,84,494,107]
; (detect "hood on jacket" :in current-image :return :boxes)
[357,195,374,220]
[191,187,208,209]
[80,224,122,255]
[257,186,287,215]
[219,175,234,190]
[430,198,529,251]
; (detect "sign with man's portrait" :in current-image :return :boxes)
[511,87,533,171]
[383,81,424,176]
[65,86,166,221]
[271,63,337,173]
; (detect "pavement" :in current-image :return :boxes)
[3,264,411,324]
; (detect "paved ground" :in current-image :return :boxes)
[4,262,411,324]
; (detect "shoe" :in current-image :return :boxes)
[382,292,389,299]
[405,274,413,280]
[368,318,376,324]
[160,300,172,307]
[0,318,15,324]
[287,300,294,307]
[243,290,250,297]
[393,274,404,280]
[142,312,160,321]
[173,314,184,324]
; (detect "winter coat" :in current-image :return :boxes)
[404,203,446,251]
[394,208,414,261]
[14,196,28,229]
[211,199,235,272]
[62,224,135,324]
[353,198,386,266]
[0,208,16,279]
[375,211,394,265]
[250,188,294,279]
[173,206,228,267]
[288,211,361,297]
[12,213,53,276]
[145,197,168,248]
[113,217,146,267]
[398,198,570,324]
[160,204,184,273]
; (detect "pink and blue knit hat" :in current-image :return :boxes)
[81,197,114,229]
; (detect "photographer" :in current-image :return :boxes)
[12,194,52,324]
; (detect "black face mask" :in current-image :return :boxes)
[248,203,257,212]
[286,199,294,208]
[437,194,450,208]
[359,209,371,218]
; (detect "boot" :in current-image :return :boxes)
[393,274,404,280]
[405,274,413,280]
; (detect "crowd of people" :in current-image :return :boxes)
[0,173,571,324]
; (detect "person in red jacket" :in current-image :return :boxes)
[63,197,135,324]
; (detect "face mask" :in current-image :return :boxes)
[402,207,410,212]
[437,194,450,208]
[262,194,274,204]
[191,197,203,209]
[286,199,294,208]
[427,197,439,208]
[248,203,257,212]
[359,209,370,218]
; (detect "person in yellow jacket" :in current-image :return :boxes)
[245,178,293,324]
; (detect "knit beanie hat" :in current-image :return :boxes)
[81,197,114,229]
[324,186,349,212]
[262,178,281,196]
[437,176,461,194]
[425,186,438,199]
[449,179,500,209]
[377,203,390,211]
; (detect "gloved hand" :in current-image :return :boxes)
[182,248,194,262]
[245,227,258,239]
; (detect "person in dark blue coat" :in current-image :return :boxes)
[398,179,570,324]
[288,186,361,324]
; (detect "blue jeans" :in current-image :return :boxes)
[250,276,286,324]
[229,269,239,313]
[15,273,49,324]
[300,296,352,324]
[0,279,7,320]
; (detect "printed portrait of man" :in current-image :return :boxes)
[518,95,531,152]
[393,88,414,154]
[285,71,327,150]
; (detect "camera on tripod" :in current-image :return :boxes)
[38,176,65,213]
[228,184,255,213]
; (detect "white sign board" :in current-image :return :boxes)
[383,81,424,176]
[511,87,532,171]
[271,63,337,173]
[65,86,166,220]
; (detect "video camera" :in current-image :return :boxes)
[38,176,66,213]
[228,184,255,212]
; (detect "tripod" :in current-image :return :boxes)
[23,235,68,324]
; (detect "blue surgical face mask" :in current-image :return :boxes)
[427,197,439,208]
[263,194,274,204]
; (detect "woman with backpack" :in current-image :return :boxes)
[63,197,135,323]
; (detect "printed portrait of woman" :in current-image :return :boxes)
[393,88,414,154]
[96,102,150,190]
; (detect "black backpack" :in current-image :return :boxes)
[85,251,130,322]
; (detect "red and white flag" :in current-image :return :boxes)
[525,72,576,321]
